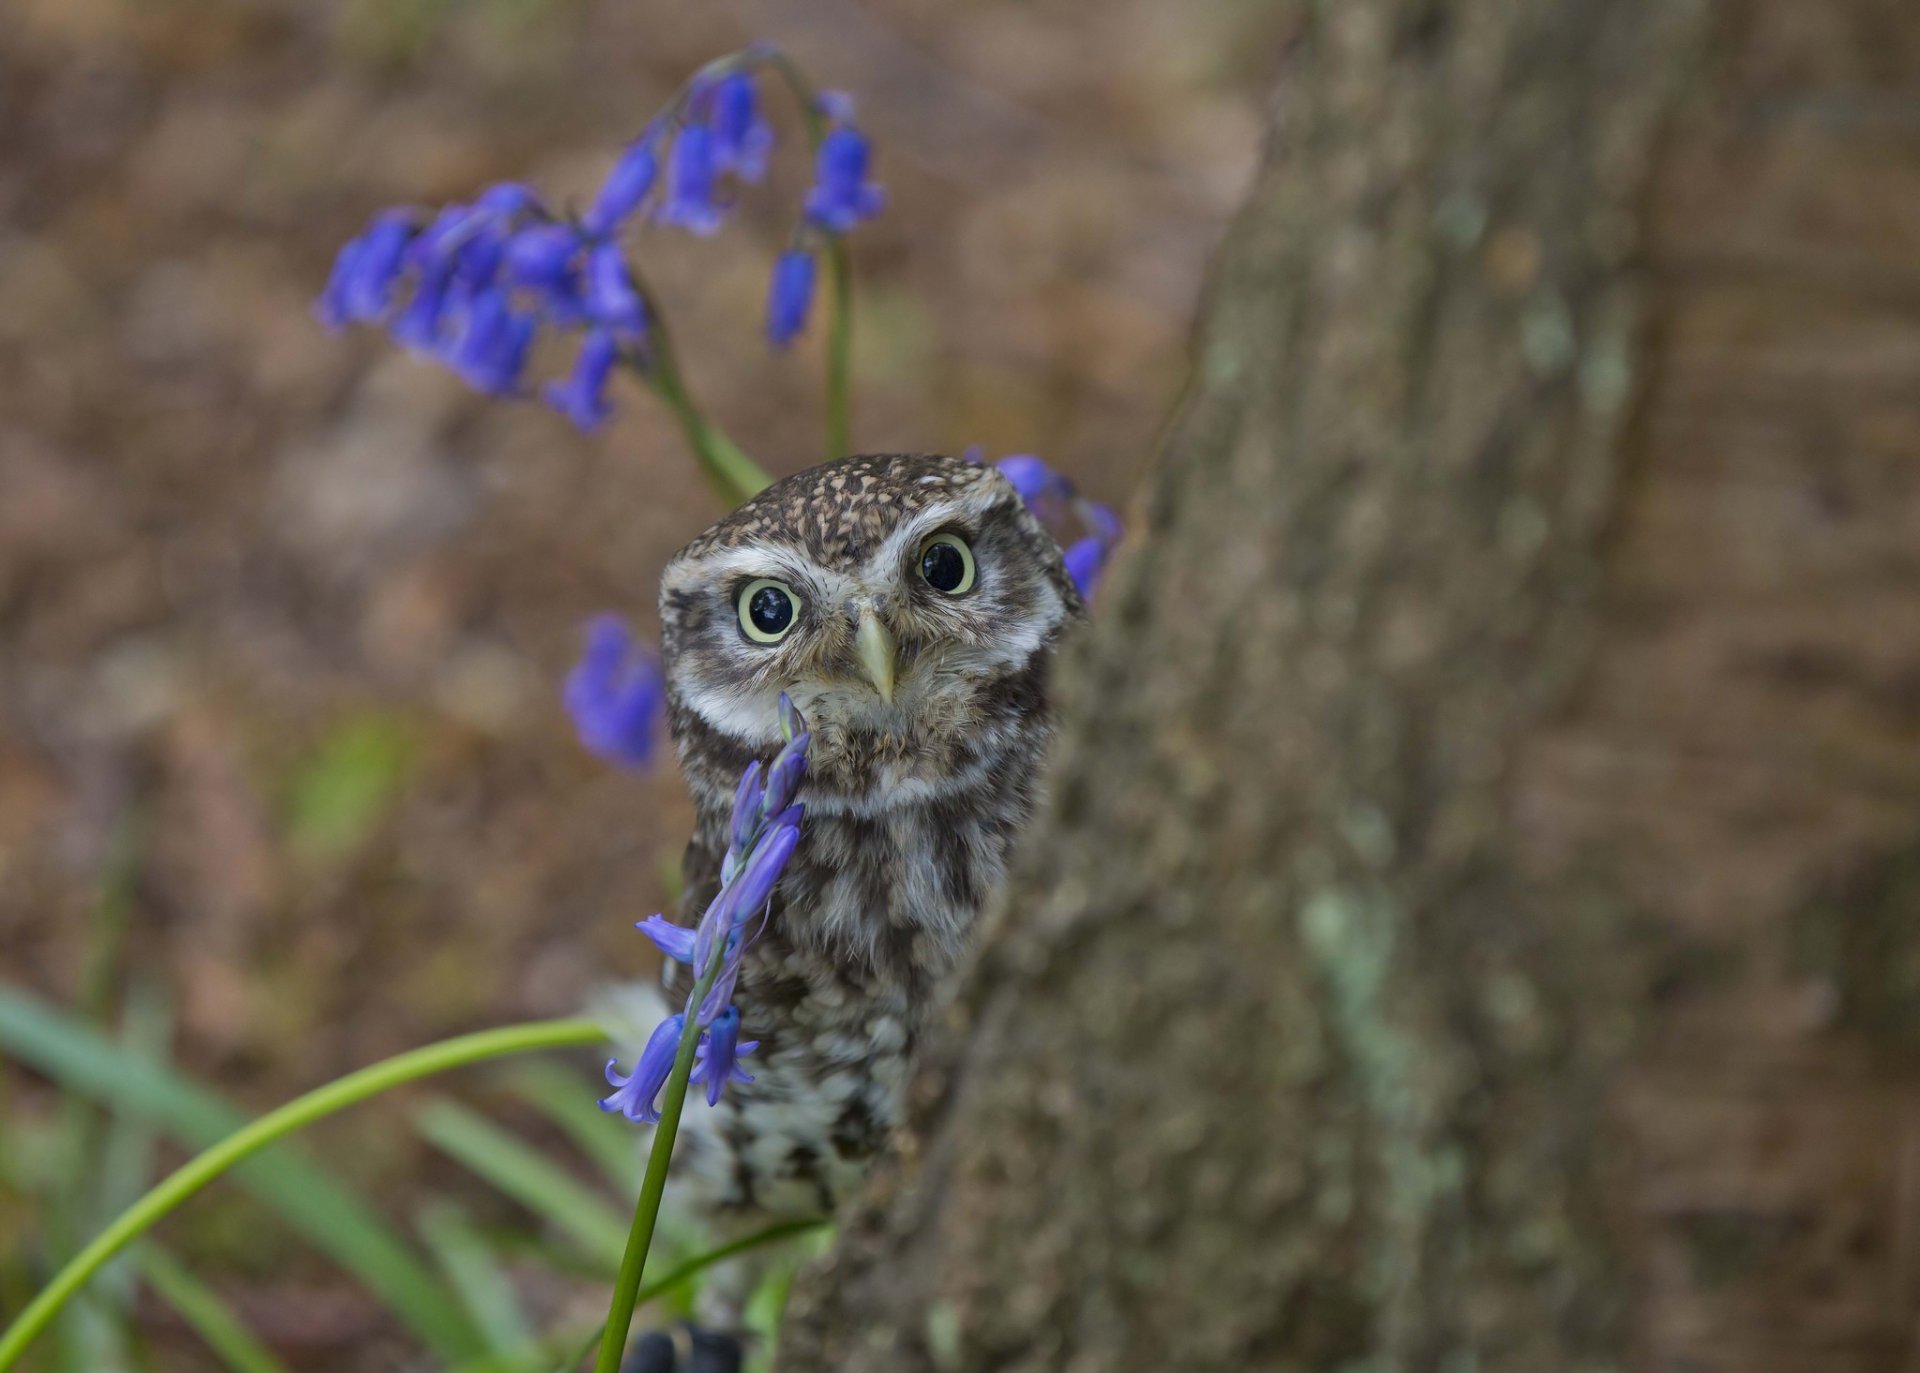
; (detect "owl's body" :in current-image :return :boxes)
[652,453,1082,1323]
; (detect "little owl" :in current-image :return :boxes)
[625,451,1085,1370]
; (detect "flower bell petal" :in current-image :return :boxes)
[778,692,806,742]
[506,223,582,286]
[563,615,665,769]
[658,125,725,236]
[585,135,660,236]
[761,734,810,818]
[729,760,766,858]
[765,250,816,350]
[804,127,885,233]
[586,243,648,339]
[725,820,800,929]
[710,73,773,183]
[635,914,696,965]
[599,1013,684,1124]
[689,1007,758,1106]
[543,328,620,432]
[1064,536,1110,600]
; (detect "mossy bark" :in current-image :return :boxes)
[779,1,1920,1369]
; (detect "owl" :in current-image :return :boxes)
[633,452,1084,1369]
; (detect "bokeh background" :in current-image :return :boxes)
[1,0,1276,1364]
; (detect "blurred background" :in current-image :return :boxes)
[0,0,1278,1366]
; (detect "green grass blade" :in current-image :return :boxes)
[500,1062,637,1192]
[419,1202,535,1356]
[0,983,485,1362]
[414,1100,628,1271]
[137,1246,294,1373]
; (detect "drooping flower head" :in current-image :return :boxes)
[318,46,891,431]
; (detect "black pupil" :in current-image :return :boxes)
[921,541,967,592]
[748,586,793,635]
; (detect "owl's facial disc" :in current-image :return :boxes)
[660,455,1081,769]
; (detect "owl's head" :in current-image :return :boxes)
[660,453,1082,790]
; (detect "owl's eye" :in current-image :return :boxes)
[738,579,800,643]
[917,533,976,596]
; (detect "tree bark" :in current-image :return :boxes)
[780,1,1920,1369]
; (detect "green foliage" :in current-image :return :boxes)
[281,713,417,861]
[137,1248,296,1373]
[0,984,486,1363]
[415,1100,630,1271]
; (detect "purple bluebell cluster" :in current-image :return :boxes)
[601,696,811,1122]
[563,616,666,769]
[987,452,1125,600]
[316,57,883,430]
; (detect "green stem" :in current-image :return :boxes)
[526,1220,826,1373]
[759,49,857,462]
[824,236,854,459]
[590,980,718,1373]
[0,1018,605,1373]
[627,269,771,506]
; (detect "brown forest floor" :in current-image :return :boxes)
[0,0,1272,1362]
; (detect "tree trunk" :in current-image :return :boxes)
[779,1,1920,1369]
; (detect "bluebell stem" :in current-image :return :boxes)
[563,616,666,769]
[805,126,886,233]
[603,695,810,1122]
[766,249,816,349]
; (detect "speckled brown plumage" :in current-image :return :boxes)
[645,452,1083,1328]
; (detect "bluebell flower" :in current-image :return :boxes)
[995,454,1071,510]
[600,1013,684,1124]
[448,289,534,395]
[585,243,648,340]
[584,134,661,237]
[636,914,696,965]
[721,820,800,934]
[606,697,809,1122]
[766,250,816,349]
[761,734,809,817]
[545,329,621,432]
[813,90,857,124]
[506,223,581,286]
[985,451,1124,598]
[689,1007,758,1107]
[1063,537,1109,599]
[728,760,766,862]
[805,127,885,233]
[316,210,416,329]
[709,73,773,183]
[658,124,725,235]
[563,615,665,769]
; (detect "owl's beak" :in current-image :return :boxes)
[854,606,897,704]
